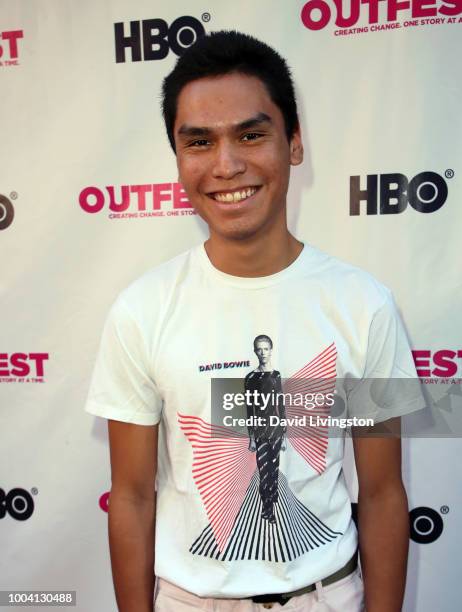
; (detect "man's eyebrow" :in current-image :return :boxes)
[176,113,273,139]
[236,112,272,131]
[177,125,212,138]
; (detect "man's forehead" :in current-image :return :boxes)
[174,73,278,132]
[178,72,268,100]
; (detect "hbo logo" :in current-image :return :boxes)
[0,194,14,230]
[350,171,449,215]
[0,488,34,521]
[114,16,205,63]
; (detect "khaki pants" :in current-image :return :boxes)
[154,569,365,611]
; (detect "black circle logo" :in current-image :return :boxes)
[0,488,7,519]
[408,172,448,213]
[0,488,35,521]
[0,194,15,230]
[410,506,443,544]
[168,16,206,56]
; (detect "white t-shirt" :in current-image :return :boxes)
[85,242,424,598]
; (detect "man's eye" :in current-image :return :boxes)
[189,139,210,147]
[242,132,263,142]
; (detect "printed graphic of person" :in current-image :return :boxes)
[245,335,286,524]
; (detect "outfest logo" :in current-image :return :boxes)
[300,0,462,36]
[0,30,23,67]
[412,350,462,379]
[78,182,197,219]
[0,353,49,383]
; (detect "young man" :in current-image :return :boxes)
[86,31,424,611]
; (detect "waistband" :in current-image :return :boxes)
[249,549,358,605]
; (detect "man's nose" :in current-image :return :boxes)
[211,142,246,180]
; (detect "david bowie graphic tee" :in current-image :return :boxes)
[85,242,425,598]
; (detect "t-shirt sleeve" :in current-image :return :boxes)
[347,289,426,424]
[84,295,163,426]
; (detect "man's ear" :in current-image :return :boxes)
[289,125,304,166]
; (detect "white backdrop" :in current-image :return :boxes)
[1,1,461,610]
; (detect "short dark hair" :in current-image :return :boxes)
[161,30,299,152]
[254,335,273,350]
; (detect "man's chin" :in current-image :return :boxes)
[210,220,264,242]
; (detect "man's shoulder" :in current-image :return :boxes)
[303,243,393,310]
[117,244,199,310]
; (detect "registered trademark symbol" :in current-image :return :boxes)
[440,505,449,514]
[10,191,18,200]
[445,169,454,179]
[201,12,211,22]
[31,487,38,495]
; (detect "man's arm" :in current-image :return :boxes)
[352,417,409,612]
[108,419,158,612]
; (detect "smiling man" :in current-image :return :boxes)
[85,31,424,612]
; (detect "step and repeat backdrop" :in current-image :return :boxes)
[1,1,461,610]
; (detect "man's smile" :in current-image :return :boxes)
[207,186,261,204]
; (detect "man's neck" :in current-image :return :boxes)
[203,230,304,278]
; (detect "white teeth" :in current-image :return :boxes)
[213,187,257,203]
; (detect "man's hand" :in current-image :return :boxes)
[248,437,256,452]
[352,417,408,612]
[108,420,158,612]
